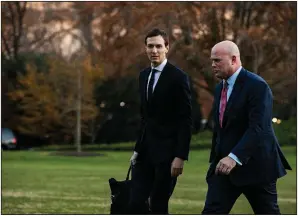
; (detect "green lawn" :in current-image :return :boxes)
[1,146,296,214]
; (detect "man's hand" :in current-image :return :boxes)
[171,157,184,177]
[130,151,138,165]
[215,156,236,175]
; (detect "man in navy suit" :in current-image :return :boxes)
[202,40,292,214]
[128,28,192,214]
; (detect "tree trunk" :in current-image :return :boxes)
[76,67,82,152]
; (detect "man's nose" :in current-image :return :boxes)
[152,47,157,53]
[212,61,216,67]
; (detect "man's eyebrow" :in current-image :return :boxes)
[147,43,163,45]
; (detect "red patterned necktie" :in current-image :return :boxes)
[219,81,228,128]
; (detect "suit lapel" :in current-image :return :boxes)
[223,68,246,127]
[215,83,223,127]
[142,68,151,103]
[150,62,171,101]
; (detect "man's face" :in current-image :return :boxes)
[145,35,169,66]
[210,48,233,80]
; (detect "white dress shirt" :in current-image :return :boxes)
[222,66,243,166]
[219,66,242,110]
[146,59,167,99]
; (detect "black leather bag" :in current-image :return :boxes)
[109,165,132,214]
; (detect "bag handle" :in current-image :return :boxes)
[126,164,132,181]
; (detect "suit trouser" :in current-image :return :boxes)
[202,174,280,214]
[128,160,176,214]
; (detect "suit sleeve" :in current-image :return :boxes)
[174,73,192,160]
[134,74,145,153]
[231,81,271,164]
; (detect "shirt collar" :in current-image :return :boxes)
[226,66,242,87]
[152,59,167,72]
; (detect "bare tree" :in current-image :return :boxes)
[1,2,27,61]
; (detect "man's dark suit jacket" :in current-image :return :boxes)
[134,62,192,164]
[208,68,292,186]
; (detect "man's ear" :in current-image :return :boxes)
[166,45,169,54]
[232,56,236,64]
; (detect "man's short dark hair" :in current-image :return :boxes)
[144,28,169,46]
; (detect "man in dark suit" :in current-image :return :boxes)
[128,28,192,214]
[202,40,292,214]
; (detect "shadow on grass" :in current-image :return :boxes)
[49,151,105,157]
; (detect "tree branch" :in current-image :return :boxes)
[14,2,25,60]
[7,2,18,59]
[1,29,13,59]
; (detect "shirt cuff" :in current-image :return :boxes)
[228,153,242,166]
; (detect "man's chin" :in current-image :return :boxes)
[214,74,221,79]
[151,60,160,66]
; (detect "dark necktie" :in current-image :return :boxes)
[147,69,157,101]
[219,81,228,128]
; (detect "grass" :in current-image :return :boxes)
[1,146,296,214]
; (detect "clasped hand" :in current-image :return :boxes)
[215,156,236,175]
[171,157,184,177]
[130,152,138,165]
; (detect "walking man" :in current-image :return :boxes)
[128,28,192,214]
[202,40,292,214]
